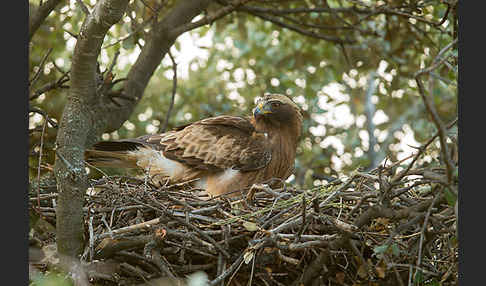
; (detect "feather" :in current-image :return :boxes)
[85,94,303,196]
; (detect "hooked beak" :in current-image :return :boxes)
[253,102,272,117]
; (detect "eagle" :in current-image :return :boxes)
[85,93,303,197]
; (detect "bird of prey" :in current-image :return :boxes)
[85,93,303,196]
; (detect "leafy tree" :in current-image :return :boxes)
[29,0,457,275]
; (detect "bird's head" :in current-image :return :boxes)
[253,93,302,121]
[253,93,303,135]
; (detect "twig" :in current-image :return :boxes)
[29,107,59,128]
[391,118,457,184]
[119,262,151,282]
[54,148,82,181]
[240,7,355,44]
[235,5,364,15]
[135,196,231,259]
[140,0,158,14]
[247,250,256,286]
[104,50,120,78]
[415,39,457,185]
[76,0,91,15]
[97,50,121,98]
[414,193,441,280]
[293,194,307,243]
[88,215,95,261]
[144,229,176,280]
[415,39,458,77]
[34,117,48,212]
[161,50,177,132]
[30,73,70,101]
[349,239,373,279]
[171,0,252,37]
[318,175,356,208]
[149,249,176,279]
[29,48,53,88]
[102,14,157,49]
[63,29,78,39]
[97,217,162,240]
[210,253,245,286]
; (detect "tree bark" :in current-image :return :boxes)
[54,0,129,259]
[54,0,211,260]
[101,0,212,133]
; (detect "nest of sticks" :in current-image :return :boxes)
[29,156,458,286]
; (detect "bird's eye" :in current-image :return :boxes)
[271,102,281,108]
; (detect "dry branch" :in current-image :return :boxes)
[31,133,458,285]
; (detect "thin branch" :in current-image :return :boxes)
[140,0,159,14]
[29,48,53,89]
[237,5,368,15]
[29,107,59,128]
[161,50,177,133]
[414,193,441,279]
[391,118,457,184]
[209,253,245,286]
[76,0,91,15]
[54,149,76,176]
[97,217,162,240]
[97,50,121,97]
[102,14,157,49]
[63,29,79,39]
[104,50,120,77]
[34,117,49,213]
[378,7,446,31]
[415,39,458,77]
[133,196,231,259]
[170,0,252,37]
[437,3,452,27]
[29,0,63,41]
[347,0,448,31]
[239,7,355,44]
[414,39,458,184]
[30,69,70,101]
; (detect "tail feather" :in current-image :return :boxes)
[85,141,143,168]
[91,140,142,151]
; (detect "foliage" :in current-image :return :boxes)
[28,0,458,284]
[29,0,457,190]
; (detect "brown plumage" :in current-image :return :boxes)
[85,93,303,196]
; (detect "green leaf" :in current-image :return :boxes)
[444,187,457,206]
[373,242,400,258]
[390,243,401,257]
[424,278,440,286]
[122,36,135,50]
[414,270,424,285]
[373,244,389,256]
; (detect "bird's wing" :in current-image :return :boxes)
[139,115,272,172]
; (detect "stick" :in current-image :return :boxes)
[161,50,177,133]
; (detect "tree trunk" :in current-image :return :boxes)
[54,0,130,259]
[102,0,212,133]
[54,0,211,260]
